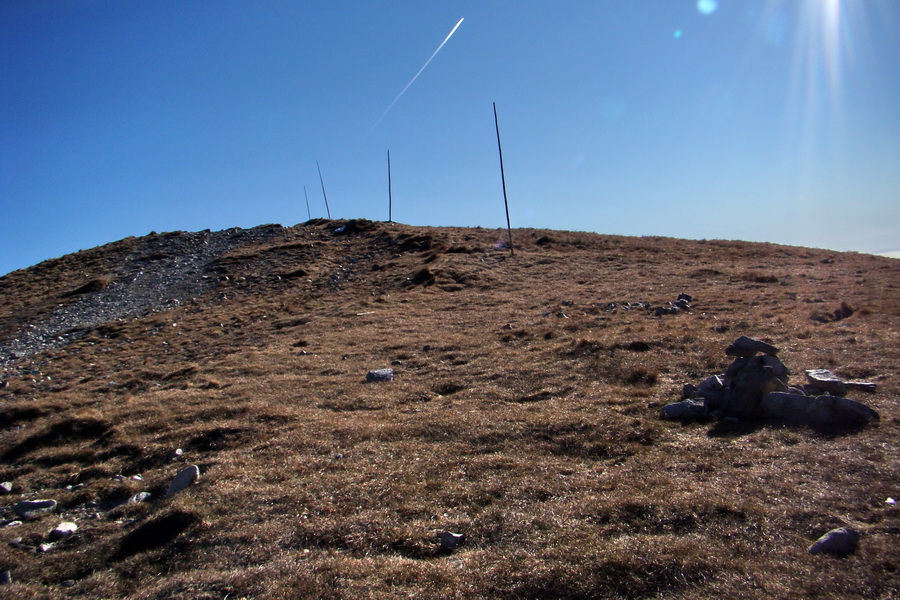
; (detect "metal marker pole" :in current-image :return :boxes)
[493,102,514,255]
[316,160,332,219]
[303,186,312,220]
[387,150,393,223]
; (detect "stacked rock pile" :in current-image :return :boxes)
[663,336,880,426]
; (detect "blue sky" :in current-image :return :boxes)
[2,0,899,275]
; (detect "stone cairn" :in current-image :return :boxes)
[662,336,880,426]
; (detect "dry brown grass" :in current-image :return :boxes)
[1,220,898,599]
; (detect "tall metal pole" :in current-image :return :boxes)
[493,102,514,255]
[316,160,332,220]
[387,150,393,223]
[303,186,312,220]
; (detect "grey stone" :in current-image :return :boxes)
[696,374,725,394]
[805,369,848,397]
[50,522,78,540]
[0,481,12,495]
[761,354,790,377]
[165,465,200,498]
[724,356,752,379]
[168,448,184,461]
[845,380,877,393]
[365,368,394,382]
[701,388,730,412]
[4,521,23,528]
[37,543,54,553]
[13,499,57,519]
[722,356,788,419]
[809,527,860,556]
[681,383,697,399]
[725,335,779,357]
[0,570,10,585]
[439,531,465,552]
[761,392,813,422]
[661,399,709,421]
[807,395,879,426]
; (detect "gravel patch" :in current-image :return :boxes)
[0,225,285,368]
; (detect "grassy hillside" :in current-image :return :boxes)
[1,220,898,599]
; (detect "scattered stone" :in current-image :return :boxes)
[0,481,12,495]
[809,527,860,556]
[845,380,877,393]
[4,521,23,528]
[165,465,200,498]
[661,399,709,421]
[439,531,465,552]
[129,492,152,504]
[13,499,57,520]
[674,298,691,310]
[807,395,879,427]
[805,369,848,397]
[366,368,394,382]
[0,570,10,585]
[168,448,183,461]
[61,580,76,588]
[725,335,779,358]
[49,522,78,540]
[37,543,54,553]
[681,383,697,399]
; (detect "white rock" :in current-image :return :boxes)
[50,522,78,540]
[0,482,13,495]
[129,492,152,504]
[165,465,200,497]
[366,368,394,382]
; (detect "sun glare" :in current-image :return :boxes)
[761,0,874,201]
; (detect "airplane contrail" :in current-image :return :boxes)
[367,17,465,136]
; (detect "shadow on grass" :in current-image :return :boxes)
[707,418,871,439]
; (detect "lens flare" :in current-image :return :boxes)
[697,0,718,16]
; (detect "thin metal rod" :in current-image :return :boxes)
[493,102,514,255]
[303,186,311,220]
[316,160,332,219]
[387,150,393,223]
